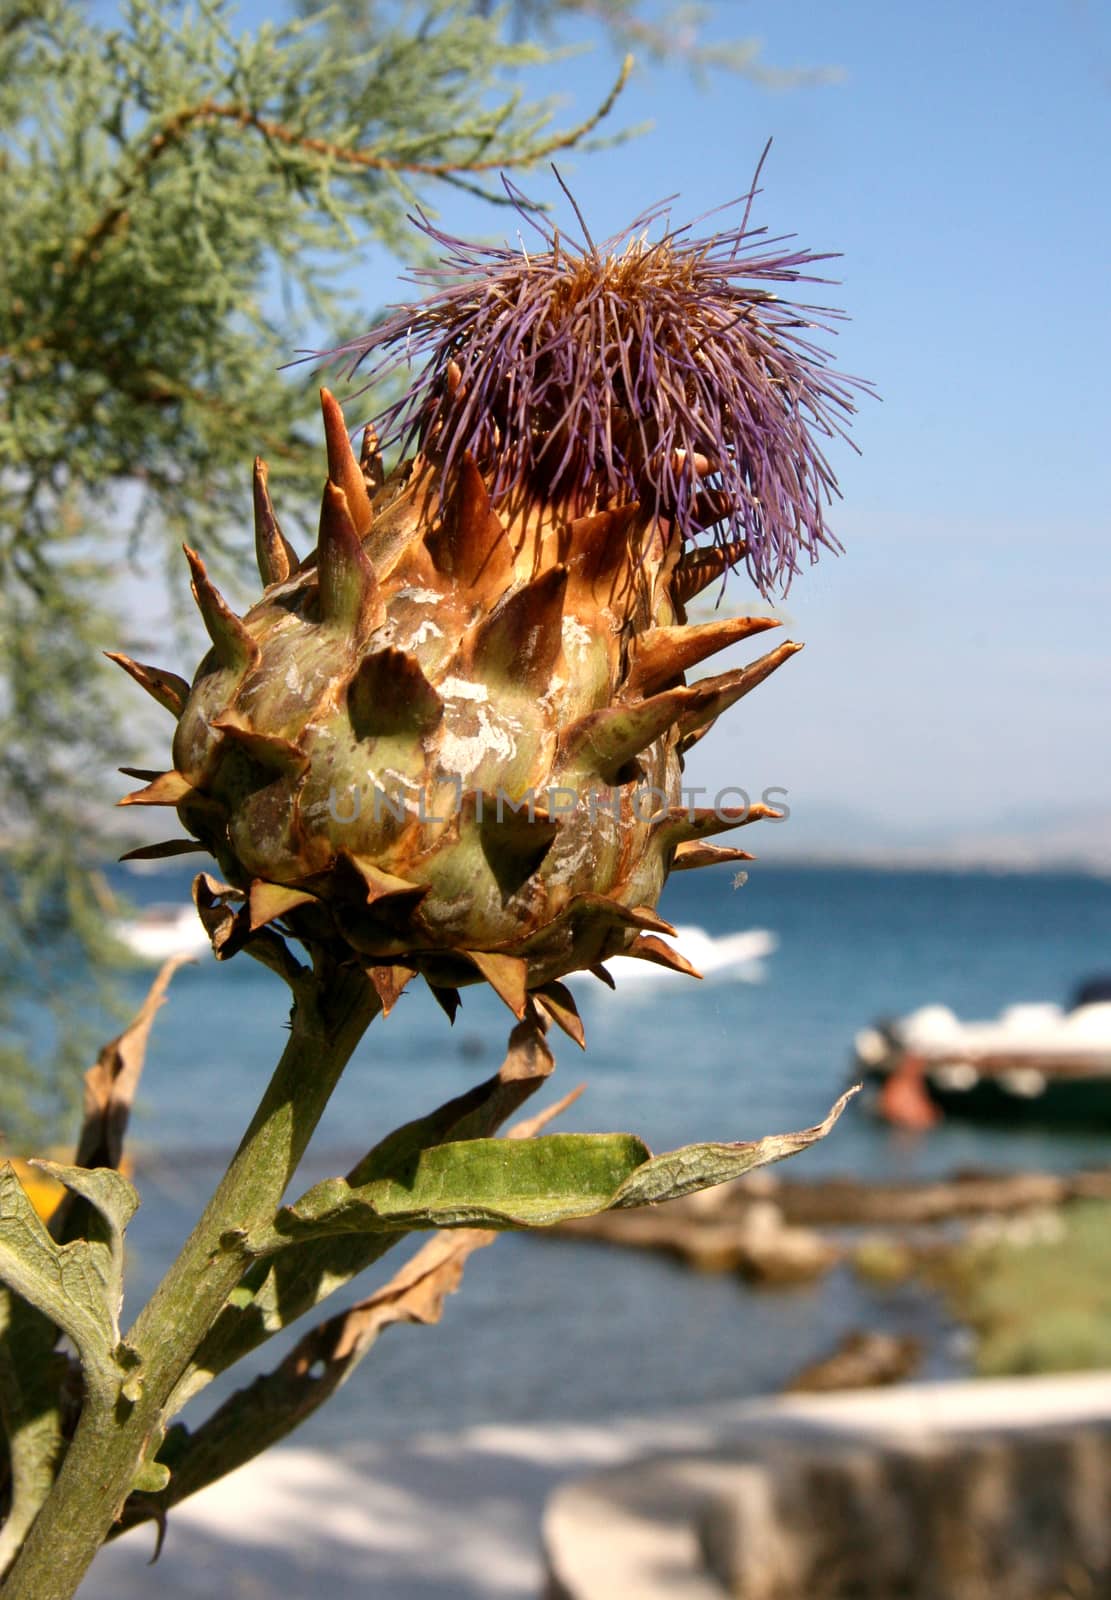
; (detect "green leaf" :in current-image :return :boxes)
[33,1161,139,1310]
[130,1458,172,1495]
[0,1162,139,1404]
[265,1133,650,1243]
[250,1092,856,1251]
[346,1017,555,1186]
[113,1229,498,1537]
[169,1017,555,1413]
[610,1092,857,1207]
[115,1084,585,1536]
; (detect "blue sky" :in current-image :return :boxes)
[226,3,1111,835]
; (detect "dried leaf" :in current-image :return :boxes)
[192,873,249,959]
[532,981,586,1049]
[122,1228,495,1538]
[114,1074,587,1539]
[507,1084,585,1140]
[191,873,305,988]
[118,840,208,863]
[170,1017,555,1414]
[77,957,188,1174]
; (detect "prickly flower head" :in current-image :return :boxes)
[113,174,867,1035]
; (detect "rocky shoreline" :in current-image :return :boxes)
[555,1165,1111,1276]
[554,1166,1111,1390]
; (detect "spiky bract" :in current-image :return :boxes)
[324,171,868,596]
[114,389,800,1029]
[113,182,867,1028]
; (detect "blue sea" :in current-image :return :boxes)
[105,863,1111,1447]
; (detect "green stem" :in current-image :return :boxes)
[0,963,379,1600]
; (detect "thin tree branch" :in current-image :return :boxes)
[70,57,632,269]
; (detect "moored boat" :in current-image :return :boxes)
[110,904,211,963]
[854,990,1111,1128]
[567,925,777,993]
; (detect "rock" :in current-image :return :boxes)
[851,1235,919,1284]
[544,1401,1111,1600]
[699,1426,1111,1600]
[555,1199,839,1284]
[785,1330,922,1393]
[735,1168,1111,1228]
[734,1204,840,1285]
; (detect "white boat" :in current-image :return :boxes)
[111,904,211,962]
[854,993,1111,1127]
[568,925,777,991]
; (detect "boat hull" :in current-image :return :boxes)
[858,1017,1111,1132]
[858,1062,1111,1129]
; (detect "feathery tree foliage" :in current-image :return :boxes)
[0,0,820,1144]
[484,0,840,82]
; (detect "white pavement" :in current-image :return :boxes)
[79,1372,1111,1600]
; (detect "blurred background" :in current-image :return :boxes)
[2,0,1109,1578]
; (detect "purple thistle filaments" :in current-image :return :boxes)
[321,159,870,597]
[119,159,870,1011]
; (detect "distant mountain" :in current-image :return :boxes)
[761,803,1111,874]
[21,793,1110,879]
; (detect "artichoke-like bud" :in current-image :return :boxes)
[113,181,866,1029]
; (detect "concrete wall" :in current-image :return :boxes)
[544,1375,1111,1600]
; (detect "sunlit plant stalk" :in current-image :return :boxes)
[0,169,866,1598]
